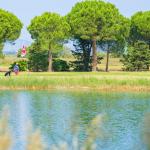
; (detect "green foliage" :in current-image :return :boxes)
[121,41,150,71]
[9,59,28,71]
[28,12,70,51]
[67,0,130,40]
[130,11,150,46]
[0,43,4,58]
[71,38,92,71]
[28,42,48,72]
[28,12,70,71]
[52,59,69,72]
[0,9,22,50]
[67,0,130,71]
[67,0,105,39]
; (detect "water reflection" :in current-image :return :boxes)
[11,92,31,150]
[0,91,150,150]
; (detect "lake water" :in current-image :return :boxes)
[0,90,150,150]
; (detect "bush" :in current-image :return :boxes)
[52,59,69,71]
[9,59,28,71]
[121,41,150,71]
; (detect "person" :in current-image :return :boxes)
[13,63,19,75]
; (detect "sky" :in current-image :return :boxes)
[0,0,150,51]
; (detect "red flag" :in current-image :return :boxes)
[21,45,27,57]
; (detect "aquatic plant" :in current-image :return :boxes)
[143,113,150,149]
[0,107,12,150]
[26,129,45,150]
[0,105,104,150]
[49,114,104,150]
[82,114,103,150]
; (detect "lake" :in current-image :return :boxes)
[0,90,150,150]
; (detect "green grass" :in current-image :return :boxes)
[99,56,123,71]
[1,72,150,91]
[0,55,19,71]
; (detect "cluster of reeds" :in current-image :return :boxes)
[143,113,150,149]
[26,129,45,150]
[49,114,104,150]
[2,104,150,150]
[0,106,104,150]
[0,106,12,150]
[1,72,150,91]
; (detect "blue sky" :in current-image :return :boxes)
[0,0,150,51]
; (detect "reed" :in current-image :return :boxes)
[0,72,150,91]
[143,113,150,149]
[0,106,12,150]
[1,105,149,150]
[26,129,45,150]
[0,105,104,150]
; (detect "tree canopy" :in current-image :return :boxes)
[121,41,150,71]
[0,9,23,51]
[130,11,150,48]
[67,0,130,71]
[28,12,70,71]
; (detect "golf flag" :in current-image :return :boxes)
[21,46,27,57]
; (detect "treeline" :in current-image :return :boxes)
[0,0,150,72]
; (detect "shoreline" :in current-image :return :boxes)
[0,85,150,92]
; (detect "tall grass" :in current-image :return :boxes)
[0,106,150,149]
[143,113,150,149]
[0,72,150,91]
[25,115,104,150]
[0,107,12,150]
[26,129,45,150]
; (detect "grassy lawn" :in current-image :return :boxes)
[0,55,18,71]
[0,72,150,91]
[99,57,123,71]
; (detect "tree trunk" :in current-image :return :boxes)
[83,50,88,71]
[92,37,97,72]
[48,50,52,72]
[105,48,110,72]
[83,47,91,71]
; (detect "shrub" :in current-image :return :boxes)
[9,59,28,71]
[121,41,150,71]
[52,59,69,71]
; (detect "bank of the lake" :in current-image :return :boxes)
[0,72,150,91]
